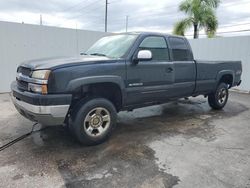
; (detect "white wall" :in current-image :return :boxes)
[1,22,249,92]
[189,36,250,92]
[0,21,109,92]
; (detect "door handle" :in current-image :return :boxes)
[166,67,173,73]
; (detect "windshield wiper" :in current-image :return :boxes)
[90,53,107,57]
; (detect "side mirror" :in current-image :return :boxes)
[133,50,152,64]
[137,50,152,61]
[80,52,87,55]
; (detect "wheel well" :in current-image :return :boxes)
[219,74,233,88]
[71,82,123,112]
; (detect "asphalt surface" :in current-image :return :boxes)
[0,92,250,188]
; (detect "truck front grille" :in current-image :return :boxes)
[17,66,32,77]
[17,79,28,91]
[17,66,31,91]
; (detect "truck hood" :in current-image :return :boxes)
[20,55,115,70]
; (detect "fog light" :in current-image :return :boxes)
[28,83,48,94]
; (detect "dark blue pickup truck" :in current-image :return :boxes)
[11,32,242,145]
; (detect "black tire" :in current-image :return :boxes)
[71,98,117,146]
[208,82,229,110]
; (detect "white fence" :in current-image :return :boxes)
[189,36,250,92]
[0,21,249,92]
[0,21,109,92]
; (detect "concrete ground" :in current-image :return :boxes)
[0,92,250,188]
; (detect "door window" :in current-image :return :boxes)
[169,37,193,61]
[139,36,170,61]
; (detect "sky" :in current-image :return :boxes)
[0,0,250,38]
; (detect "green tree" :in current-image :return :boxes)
[173,0,220,38]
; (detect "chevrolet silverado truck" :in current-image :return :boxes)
[11,32,242,145]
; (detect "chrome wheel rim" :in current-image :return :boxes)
[83,107,111,137]
[218,88,227,105]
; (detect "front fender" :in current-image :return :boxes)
[66,76,126,104]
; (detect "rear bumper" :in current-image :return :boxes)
[11,81,72,126]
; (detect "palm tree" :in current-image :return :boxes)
[173,0,220,38]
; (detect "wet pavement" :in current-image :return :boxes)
[0,92,250,188]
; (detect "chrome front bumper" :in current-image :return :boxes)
[11,93,70,126]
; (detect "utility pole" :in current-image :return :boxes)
[125,15,128,32]
[105,0,108,32]
[40,14,43,25]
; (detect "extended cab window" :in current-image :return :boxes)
[169,37,192,61]
[139,36,170,61]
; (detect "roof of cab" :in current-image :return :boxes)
[117,31,186,39]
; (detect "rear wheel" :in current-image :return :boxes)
[208,82,229,110]
[71,98,117,145]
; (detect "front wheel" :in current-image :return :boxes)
[71,98,117,145]
[208,82,229,110]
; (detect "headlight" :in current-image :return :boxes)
[31,70,51,80]
[28,83,48,94]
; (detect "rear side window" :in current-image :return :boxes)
[139,36,170,61]
[169,37,192,61]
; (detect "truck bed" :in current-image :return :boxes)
[194,60,242,94]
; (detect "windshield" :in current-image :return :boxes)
[85,34,138,58]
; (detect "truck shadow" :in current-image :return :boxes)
[30,97,247,149]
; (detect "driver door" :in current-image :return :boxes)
[125,36,175,105]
